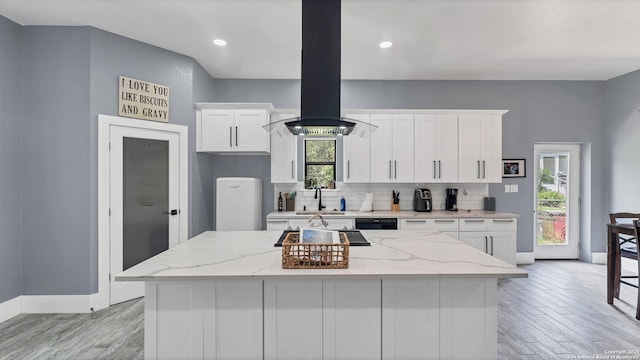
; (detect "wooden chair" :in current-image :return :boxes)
[632,220,640,320]
[609,213,640,309]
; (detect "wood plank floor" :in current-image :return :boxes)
[0,260,638,359]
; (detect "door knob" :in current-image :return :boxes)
[163,209,179,215]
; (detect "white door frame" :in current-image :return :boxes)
[533,143,580,259]
[93,114,188,311]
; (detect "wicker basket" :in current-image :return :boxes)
[281,232,350,269]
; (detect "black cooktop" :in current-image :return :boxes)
[274,230,370,247]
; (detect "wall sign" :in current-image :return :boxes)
[118,76,169,122]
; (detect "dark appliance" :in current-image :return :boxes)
[355,218,398,230]
[262,0,376,137]
[413,188,432,212]
[274,229,370,247]
[446,188,458,211]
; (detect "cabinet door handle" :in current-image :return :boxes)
[347,160,351,179]
[490,236,494,255]
[394,160,397,179]
[464,219,485,223]
[492,219,514,223]
[229,127,233,147]
[433,161,437,179]
[477,161,481,178]
[484,236,488,253]
[482,160,486,179]
[389,160,392,179]
[405,219,427,223]
[268,220,288,223]
[235,126,238,146]
[291,160,295,179]
[435,219,455,223]
[438,160,442,179]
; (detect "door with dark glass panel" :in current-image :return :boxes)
[110,127,181,305]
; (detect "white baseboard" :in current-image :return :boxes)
[591,252,607,264]
[21,295,93,314]
[516,252,535,264]
[0,296,22,323]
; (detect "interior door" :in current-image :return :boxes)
[109,126,181,305]
[534,143,580,259]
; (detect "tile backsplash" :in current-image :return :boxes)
[274,183,489,212]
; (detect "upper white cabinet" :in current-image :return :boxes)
[270,111,298,183]
[414,114,459,183]
[343,114,371,183]
[195,103,272,153]
[458,114,502,183]
[370,114,414,183]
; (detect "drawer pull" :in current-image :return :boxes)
[268,220,288,223]
[405,219,426,223]
[464,219,485,223]
[492,219,514,223]
[434,219,455,223]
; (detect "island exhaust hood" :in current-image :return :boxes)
[264,0,377,138]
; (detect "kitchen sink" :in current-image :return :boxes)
[295,211,345,215]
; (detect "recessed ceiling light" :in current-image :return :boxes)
[379,41,392,49]
[213,39,227,46]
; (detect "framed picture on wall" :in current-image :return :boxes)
[502,159,526,178]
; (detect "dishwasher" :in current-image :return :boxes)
[354,218,398,230]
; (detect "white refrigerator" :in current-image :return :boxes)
[216,177,262,231]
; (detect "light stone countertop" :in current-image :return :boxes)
[267,209,520,219]
[115,230,527,281]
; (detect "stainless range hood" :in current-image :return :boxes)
[264,0,377,138]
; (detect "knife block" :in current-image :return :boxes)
[391,204,400,212]
[286,198,295,211]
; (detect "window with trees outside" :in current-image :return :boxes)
[304,139,336,189]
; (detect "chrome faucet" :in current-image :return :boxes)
[308,213,329,227]
[314,186,326,212]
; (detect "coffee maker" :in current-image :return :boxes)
[445,188,458,211]
[413,188,432,212]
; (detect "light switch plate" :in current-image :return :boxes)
[505,185,511,193]
[511,184,519,193]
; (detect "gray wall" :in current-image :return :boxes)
[89,28,215,292]
[0,16,23,303]
[191,63,217,234]
[22,26,92,295]
[604,69,640,217]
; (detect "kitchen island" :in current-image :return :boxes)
[116,230,526,360]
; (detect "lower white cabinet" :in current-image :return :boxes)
[399,218,458,239]
[458,218,517,265]
[146,278,499,360]
[264,280,381,360]
[145,281,263,360]
[267,219,290,231]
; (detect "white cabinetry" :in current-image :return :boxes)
[195,103,271,153]
[458,114,502,183]
[399,218,458,239]
[370,114,414,183]
[343,113,371,183]
[458,218,517,265]
[264,280,381,360]
[266,219,290,231]
[270,111,298,183]
[414,114,459,183]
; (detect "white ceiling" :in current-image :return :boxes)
[2,0,640,81]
